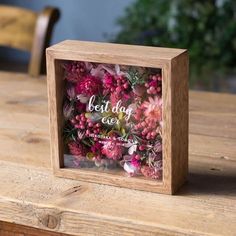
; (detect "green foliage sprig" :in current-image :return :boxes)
[113,0,236,87]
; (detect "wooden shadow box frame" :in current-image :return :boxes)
[46,40,188,194]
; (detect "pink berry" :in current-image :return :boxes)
[141,121,146,127]
[139,145,145,151]
[142,128,148,135]
[151,131,156,136]
[150,86,155,91]
[116,86,122,93]
[71,119,76,124]
[152,75,158,81]
[124,82,129,89]
[85,130,89,135]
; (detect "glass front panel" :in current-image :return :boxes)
[62,60,163,180]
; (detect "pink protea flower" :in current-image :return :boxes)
[141,165,162,179]
[142,96,162,122]
[76,75,102,96]
[101,140,123,160]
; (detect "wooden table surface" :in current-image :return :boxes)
[0,71,235,236]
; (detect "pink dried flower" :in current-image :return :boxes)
[103,73,115,93]
[110,90,132,107]
[68,141,87,157]
[143,96,162,122]
[133,111,160,140]
[101,140,123,160]
[141,165,162,179]
[76,75,102,96]
[64,61,87,82]
[131,156,141,169]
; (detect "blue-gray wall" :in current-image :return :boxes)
[0,0,133,61]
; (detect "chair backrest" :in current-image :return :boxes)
[0,5,59,77]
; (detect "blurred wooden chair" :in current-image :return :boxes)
[0,5,60,77]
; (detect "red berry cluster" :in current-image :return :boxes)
[103,73,130,95]
[134,119,158,141]
[145,74,162,95]
[70,113,101,140]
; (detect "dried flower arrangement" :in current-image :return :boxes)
[62,61,163,180]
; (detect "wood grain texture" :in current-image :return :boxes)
[170,52,189,193]
[46,40,189,194]
[0,5,59,77]
[0,72,235,236]
[47,40,186,68]
[0,221,69,236]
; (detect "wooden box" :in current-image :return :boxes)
[46,40,188,194]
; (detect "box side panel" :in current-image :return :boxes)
[161,64,173,193]
[46,51,65,170]
[171,52,189,193]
